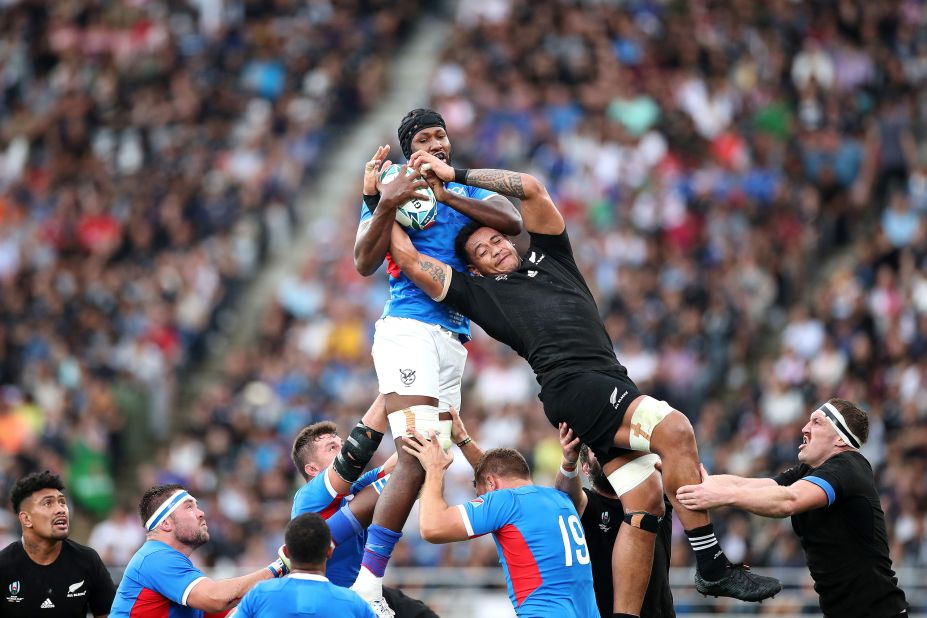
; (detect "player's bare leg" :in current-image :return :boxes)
[352,392,445,617]
[610,395,781,603]
[598,452,663,616]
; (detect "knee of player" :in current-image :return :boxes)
[652,411,696,454]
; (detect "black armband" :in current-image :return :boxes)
[332,421,385,484]
[363,193,380,210]
[454,168,469,185]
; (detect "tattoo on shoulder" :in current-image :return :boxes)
[467,169,527,198]
[419,260,446,285]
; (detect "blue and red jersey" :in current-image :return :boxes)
[458,485,598,618]
[235,573,374,617]
[110,540,219,618]
[359,182,498,338]
[291,465,389,586]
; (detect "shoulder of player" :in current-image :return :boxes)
[0,539,22,558]
[60,538,106,563]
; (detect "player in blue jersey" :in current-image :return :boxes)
[233,513,374,618]
[111,484,290,618]
[402,426,598,618]
[351,109,523,615]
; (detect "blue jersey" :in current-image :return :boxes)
[459,486,598,618]
[291,466,389,587]
[360,182,498,337]
[110,540,206,618]
[235,573,374,618]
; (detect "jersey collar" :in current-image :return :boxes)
[288,573,329,582]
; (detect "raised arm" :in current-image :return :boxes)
[449,406,484,469]
[409,151,522,235]
[354,158,431,276]
[462,169,564,236]
[401,430,470,543]
[676,473,827,518]
[553,423,587,515]
[389,223,453,300]
[325,394,388,495]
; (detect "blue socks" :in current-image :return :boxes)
[327,506,364,546]
[361,524,402,577]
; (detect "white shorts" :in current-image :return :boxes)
[372,317,468,412]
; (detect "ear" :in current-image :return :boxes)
[467,265,481,276]
[305,462,319,478]
[282,545,291,559]
[581,461,590,476]
[18,511,31,529]
[326,545,334,559]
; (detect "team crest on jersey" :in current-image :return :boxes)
[7,581,23,602]
[399,369,416,385]
[469,497,484,507]
[599,511,612,533]
[449,185,466,196]
[8,582,19,595]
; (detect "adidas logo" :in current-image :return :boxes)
[41,598,55,609]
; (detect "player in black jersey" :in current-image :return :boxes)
[555,425,675,618]
[387,155,781,618]
[677,398,908,618]
[0,471,115,617]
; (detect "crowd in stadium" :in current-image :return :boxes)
[1,0,927,601]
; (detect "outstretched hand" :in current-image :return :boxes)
[448,407,468,444]
[409,150,454,182]
[676,465,731,511]
[402,429,454,473]
[363,145,392,196]
[559,422,580,465]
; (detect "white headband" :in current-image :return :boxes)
[146,490,193,531]
[818,402,862,449]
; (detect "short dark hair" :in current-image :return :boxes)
[139,484,185,526]
[474,448,531,486]
[10,471,65,513]
[291,422,339,480]
[454,221,483,265]
[285,512,331,565]
[828,398,870,445]
[578,444,591,467]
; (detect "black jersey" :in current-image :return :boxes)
[0,538,115,617]
[774,452,907,617]
[443,230,629,387]
[581,489,675,618]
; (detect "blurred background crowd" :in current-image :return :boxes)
[1,0,927,599]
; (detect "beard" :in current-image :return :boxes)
[175,523,209,549]
[586,458,613,495]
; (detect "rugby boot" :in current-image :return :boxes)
[695,563,782,602]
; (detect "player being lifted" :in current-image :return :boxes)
[350,109,522,615]
[386,155,782,618]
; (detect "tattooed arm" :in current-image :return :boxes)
[463,169,564,235]
[389,223,453,301]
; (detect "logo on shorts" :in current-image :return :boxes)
[609,387,628,410]
[399,369,416,386]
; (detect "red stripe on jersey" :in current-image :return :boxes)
[129,587,170,617]
[495,523,543,606]
[386,252,400,279]
[319,496,345,519]
[205,611,232,618]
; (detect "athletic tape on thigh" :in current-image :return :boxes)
[628,396,674,453]
[606,453,661,497]
[388,406,451,450]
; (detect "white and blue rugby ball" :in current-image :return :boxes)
[379,163,438,230]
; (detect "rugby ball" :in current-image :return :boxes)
[379,164,438,230]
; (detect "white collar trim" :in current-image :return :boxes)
[288,573,329,582]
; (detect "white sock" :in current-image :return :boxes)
[351,565,383,601]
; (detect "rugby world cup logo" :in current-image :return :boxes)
[9,581,19,595]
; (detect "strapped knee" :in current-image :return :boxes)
[333,421,384,484]
[623,511,662,533]
[628,396,674,453]
[387,405,452,451]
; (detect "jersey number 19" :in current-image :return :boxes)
[557,514,590,566]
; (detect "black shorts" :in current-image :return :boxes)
[383,586,440,618]
[539,368,641,464]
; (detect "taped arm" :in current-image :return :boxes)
[463,169,564,235]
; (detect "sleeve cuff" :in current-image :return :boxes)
[803,476,836,506]
[181,576,207,606]
[432,267,452,302]
[457,504,475,537]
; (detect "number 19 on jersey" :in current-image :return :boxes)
[558,514,590,566]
